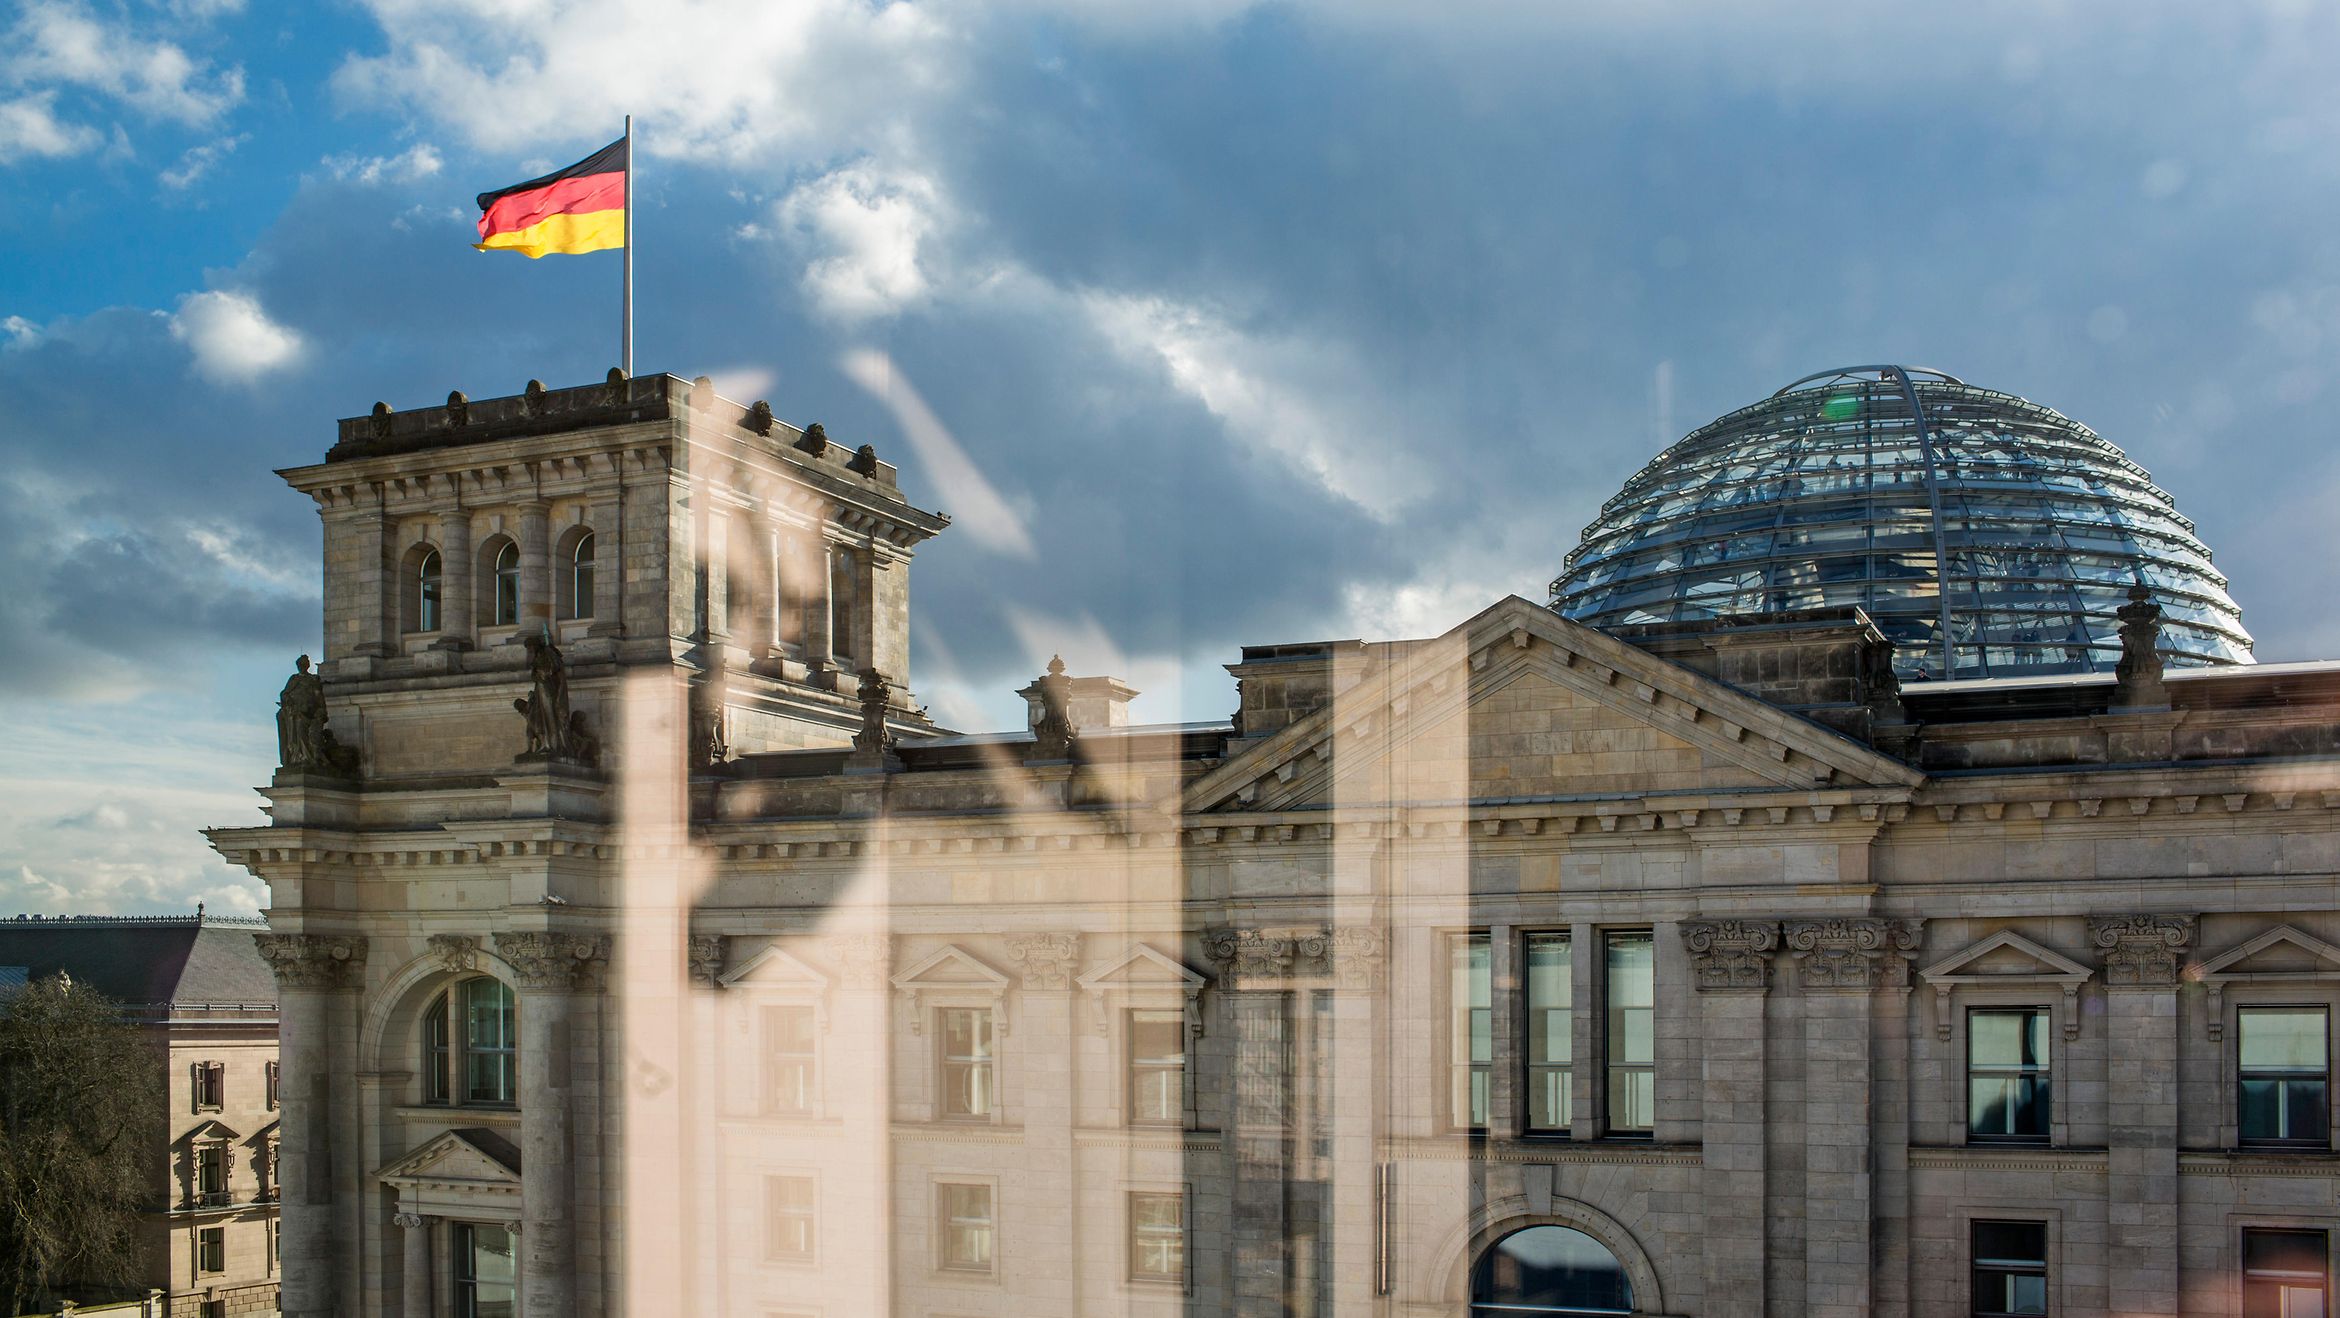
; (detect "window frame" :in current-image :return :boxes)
[1125,1007,1187,1128]
[488,538,522,628]
[1966,1006,2053,1146]
[265,1059,280,1111]
[420,976,519,1109]
[195,1225,226,1276]
[1126,1188,1187,1288]
[935,1179,998,1276]
[412,546,442,634]
[568,529,596,620]
[2241,1225,2330,1318]
[764,1173,817,1264]
[2236,1004,2331,1150]
[452,1221,518,1318]
[936,1006,997,1123]
[1603,929,1655,1138]
[762,1003,819,1118]
[1969,1218,2049,1318]
[193,1140,229,1208]
[1523,930,1574,1136]
[192,1060,224,1113]
[1449,931,1492,1133]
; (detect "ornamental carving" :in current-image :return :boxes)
[2088,914,2195,988]
[492,931,610,991]
[688,935,728,988]
[1006,933,1081,990]
[1783,918,1924,990]
[824,933,893,990]
[1680,920,1781,991]
[1325,926,1387,989]
[427,934,477,975]
[393,1211,426,1230]
[1203,929,1296,988]
[253,934,368,990]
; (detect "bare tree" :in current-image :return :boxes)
[0,974,165,1316]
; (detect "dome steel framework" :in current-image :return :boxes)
[1551,366,2254,680]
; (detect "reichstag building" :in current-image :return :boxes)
[214,365,2340,1318]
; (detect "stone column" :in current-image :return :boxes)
[1205,930,1299,1318]
[436,505,473,647]
[518,502,552,632]
[1681,921,1779,1318]
[804,541,836,672]
[1783,918,1920,1318]
[493,931,608,1318]
[1486,923,1520,1140]
[346,502,397,661]
[1007,934,1082,1316]
[253,934,367,1318]
[2093,914,2194,1317]
[585,488,625,638]
[394,1212,433,1318]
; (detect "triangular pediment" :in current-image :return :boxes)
[1182,596,1922,815]
[2197,925,2340,981]
[891,944,1010,990]
[183,1119,240,1144]
[1920,931,2092,984]
[1076,944,1207,994]
[720,940,831,989]
[376,1127,522,1188]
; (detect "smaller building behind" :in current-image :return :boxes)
[0,913,282,1318]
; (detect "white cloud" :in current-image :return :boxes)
[776,162,943,322]
[0,315,39,350]
[4,0,244,126]
[323,142,443,184]
[159,131,246,189]
[168,290,302,384]
[0,90,100,162]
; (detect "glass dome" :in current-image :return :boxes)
[1551,366,2254,680]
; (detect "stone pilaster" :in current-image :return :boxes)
[1681,920,1778,1318]
[253,934,367,1318]
[518,502,552,631]
[394,1212,432,1318]
[2092,914,2194,1316]
[1009,933,1079,1316]
[492,930,607,1318]
[585,488,625,638]
[1782,919,1921,1318]
[435,504,473,647]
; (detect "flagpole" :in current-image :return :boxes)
[621,114,633,378]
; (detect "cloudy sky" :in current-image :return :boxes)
[4,0,2339,916]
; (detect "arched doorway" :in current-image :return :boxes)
[1469,1224,1634,1315]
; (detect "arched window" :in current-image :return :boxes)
[421,977,517,1106]
[414,549,442,633]
[493,541,521,626]
[1471,1226,1633,1316]
[830,548,856,662]
[569,531,596,620]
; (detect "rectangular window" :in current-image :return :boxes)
[1129,1190,1185,1284]
[453,1222,518,1318]
[196,1226,225,1275]
[1605,931,1655,1135]
[461,979,517,1106]
[196,1144,227,1206]
[1128,1009,1186,1126]
[939,1008,995,1119]
[764,1005,816,1116]
[2240,1007,2330,1148]
[1525,932,1573,1133]
[265,1060,280,1111]
[193,1061,224,1112]
[1969,1008,2052,1144]
[424,995,451,1104]
[765,1175,815,1261]
[938,1183,995,1273]
[1971,1220,2047,1317]
[1450,934,1491,1129]
[2244,1228,2328,1318]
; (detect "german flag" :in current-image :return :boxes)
[474,137,626,258]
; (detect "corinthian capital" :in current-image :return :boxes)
[1203,928,1295,988]
[2088,914,2195,988]
[1680,920,1780,992]
[1324,926,1387,990]
[253,934,368,990]
[492,931,610,991]
[1782,918,1924,990]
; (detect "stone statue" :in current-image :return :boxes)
[853,668,894,755]
[514,633,596,764]
[1030,655,1078,760]
[276,655,358,776]
[2113,584,2169,708]
[687,649,729,769]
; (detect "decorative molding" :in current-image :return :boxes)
[890,945,1013,1035]
[2192,924,2340,1038]
[2088,914,2195,989]
[823,933,892,990]
[1680,920,1780,992]
[393,1211,426,1230]
[427,934,477,975]
[1203,928,1297,988]
[1917,931,2094,1041]
[253,934,368,990]
[491,931,610,992]
[1075,944,1210,1039]
[1782,918,1923,990]
[1325,925,1387,989]
[687,934,728,988]
[1005,933,1081,990]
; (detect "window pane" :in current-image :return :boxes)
[2248,1229,2330,1276]
[942,1184,994,1270]
[1970,1010,2049,1068]
[2243,1009,2329,1070]
[1526,934,1572,1064]
[1974,1221,2046,1264]
[461,978,517,1105]
[1607,933,1654,1063]
[1130,1010,1184,1064]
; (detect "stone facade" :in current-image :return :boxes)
[214,376,2340,1317]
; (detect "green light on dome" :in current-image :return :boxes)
[1820,393,1860,422]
